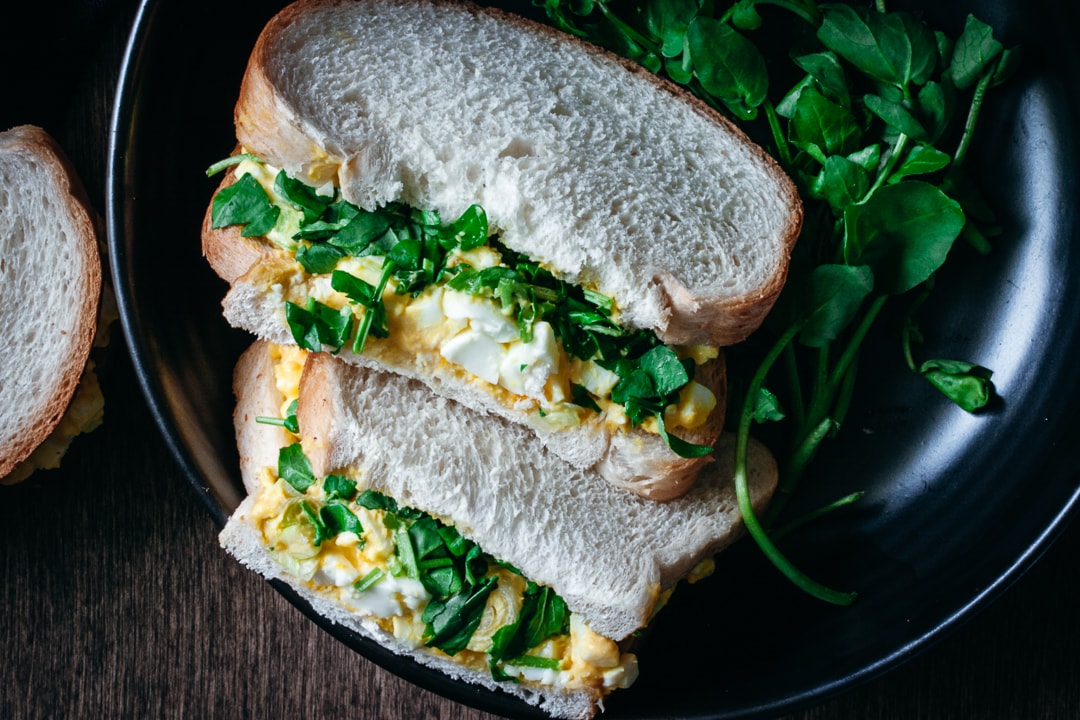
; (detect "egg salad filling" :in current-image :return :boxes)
[210,154,719,459]
[250,345,638,694]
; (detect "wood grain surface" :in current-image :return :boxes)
[2,2,1079,719]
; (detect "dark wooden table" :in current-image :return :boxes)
[3,2,1079,719]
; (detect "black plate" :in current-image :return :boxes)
[107,1,1080,718]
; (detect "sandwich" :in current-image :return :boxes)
[0,125,108,485]
[220,340,778,719]
[201,0,802,500]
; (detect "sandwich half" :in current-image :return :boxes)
[202,0,801,500]
[0,125,106,485]
[220,340,778,719]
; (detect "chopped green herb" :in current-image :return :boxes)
[277,442,315,493]
[353,567,386,593]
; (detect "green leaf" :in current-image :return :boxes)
[656,414,713,458]
[274,170,332,223]
[813,155,870,215]
[643,0,701,58]
[863,94,928,140]
[793,51,850,107]
[753,387,786,423]
[889,144,952,183]
[442,204,489,251]
[524,586,569,649]
[322,474,357,501]
[919,358,994,412]
[817,4,938,89]
[789,86,864,163]
[686,16,767,119]
[210,173,280,237]
[319,502,363,537]
[730,0,762,31]
[423,574,500,657]
[284,298,353,353]
[295,241,345,274]
[798,264,875,347]
[278,442,315,493]
[330,209,392,254]
[949,14,1004,90]
[843,181,965,295]
[638,345,690,397]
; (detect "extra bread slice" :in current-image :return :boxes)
[211,0,802,347]
[0,125,102,481]
[221,340,777,718]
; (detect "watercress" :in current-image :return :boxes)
[538,0,1016,603]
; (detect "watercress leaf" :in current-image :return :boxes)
[847,144,882,173]
[355,489,400,513]
[991,46,1022,88]
[388,238,423,271]
[298,499,330,546]
[331,270,378,307]
[789,86,864,163]
[817,5,937,89]
[686,16,767,119]
[799,264,875,347]
[409,516,450,560]
[814,155,870,215]
[730,0,762,31]
[524,587,569,649]
[211,173,280,236]
[656,414,713,458]
[753,387,786,423]
[284,301,322,352]
[442,204,488,251]
[775,75,815,119]
[611,369,656,406]
[863,94,929,140]
[916,80,953,143]
[919,358,994,412]
[274,170,332,223]
[295,241,345,275]
[278,442,315,493]
[843,181,965,295]
[423,574,499,656]
[643,0,700,58]
[949,14,1003,90]
[638,345,689,396]
[320,502,363,537]
[330,209,392,253]
[793,51,850,107]
[664,52,694,85]
[889,144,952,183]
[323,474,357,502]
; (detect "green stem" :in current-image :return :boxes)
[595,2,661,57]
[782,342,805,429]
[763,100,793,168]
[734,324,857,606]
[953,67,994,166]
[826,295,887,396]
[771,491,865,541]
[865,133,910,198]
[764,415,835,526]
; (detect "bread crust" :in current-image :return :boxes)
[0,125,101,479]
[228,0,802,348]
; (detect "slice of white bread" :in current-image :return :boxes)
[221,341,777,718]
[217,0,801,347]
[0,125,102,482]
